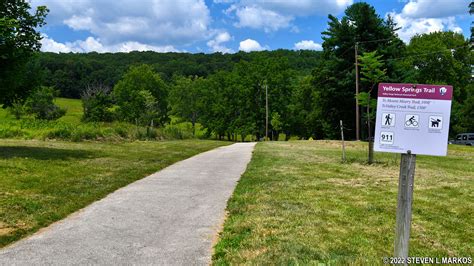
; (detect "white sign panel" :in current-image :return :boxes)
[374,83,453,156]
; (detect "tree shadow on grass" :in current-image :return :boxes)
[0,146,98,160]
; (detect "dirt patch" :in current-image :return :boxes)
[211,211,228,254]
[0,222,14,236]
[240,246,268,261]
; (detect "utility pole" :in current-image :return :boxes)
[355,42,360,141]
[265,83,269,141]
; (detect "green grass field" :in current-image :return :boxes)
[54,98,83,124]
[0,98,205,141]
[0,98,83,125]
[0,139,228,247]
[213,141,473,264]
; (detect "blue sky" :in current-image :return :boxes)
[32,0,472,53]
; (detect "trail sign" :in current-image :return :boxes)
[374,83,453,156]
[374,83,453,261]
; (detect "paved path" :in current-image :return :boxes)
[0,142,256,265]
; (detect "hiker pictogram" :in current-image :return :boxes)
[383,113,395,127]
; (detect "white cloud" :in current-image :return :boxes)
[224,0,353,32]
[234,6,292,32]
[239,0,353,16]
[294,40,322,51]
[41,35,73,53]
[401,0,470,18]
[384,0,467,43]
[207,32,234,53]
[63,15,94,31]
[239,38,265,52]
[388,10,463,43]
[32,0,212,46]
[41,35,179,53]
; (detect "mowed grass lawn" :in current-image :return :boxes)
[213,141,473,264]
[0,139,228,247]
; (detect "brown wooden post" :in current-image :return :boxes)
[394,150,416,263]
[340,120,346,162]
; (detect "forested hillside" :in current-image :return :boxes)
[3,2,472,141]
[36,50,321,98]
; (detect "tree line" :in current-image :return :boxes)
[34,49,321,99]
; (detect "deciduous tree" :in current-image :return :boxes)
[357,51,387,164]
[113,65,169,125]
[0,0,48,106]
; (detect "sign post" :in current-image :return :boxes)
[374,83,453,261]
[394,150,416,259]
[340,120,346,162]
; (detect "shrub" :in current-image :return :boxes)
[163,124,193,139]
[81,84,114,122]
[25,87,66,120]
[45,125,73,139]
[113,123,130,138]
[7,100,27,119]
[0,127,26,138]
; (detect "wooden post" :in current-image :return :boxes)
[367,93,374,164]
[394,150,416,262]
[340,120,346,162]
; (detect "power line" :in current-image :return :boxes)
[383,44,470,63]
[357,38,394,44]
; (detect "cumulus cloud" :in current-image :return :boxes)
[294,40,322,51]
[238,0,353,16]
[224,0,353,32]
[41,35,179,53]
[234,6,292,32]
[387,0,465,43]
[41,35,73,53]
[401,0,469,18]
[207,31,234,53]
[32,0,212,46]
[239,38,265,52]
[389,12,462,42]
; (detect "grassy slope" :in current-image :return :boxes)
[213,141,473,264]
[54,97,83,124]
[0,98,82,124]
[1,98,207,140]
[0,139,228,247]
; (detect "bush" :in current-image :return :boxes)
[7,100,27,119]
[71,127,104,142]
[25,87,66,120]
[0,127,27,138]
[45,125,73,139]
[81,84,114,122]
[113,123,130,138]
[163,124,193,139]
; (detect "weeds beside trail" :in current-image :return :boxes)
[0,98,203,141]
[213,141,473,264]
[0,139,228,247]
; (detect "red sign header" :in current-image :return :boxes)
[378,83,453,100]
